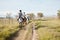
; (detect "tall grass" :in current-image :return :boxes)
[35,19,60,40]
[0,19,19,40]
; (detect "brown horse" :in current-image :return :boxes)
[22,16,27,26]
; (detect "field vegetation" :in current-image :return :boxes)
[0,19,19,40]
[35,19,60,40]
[0,18,60,40]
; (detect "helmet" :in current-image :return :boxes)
[19,10,22,12]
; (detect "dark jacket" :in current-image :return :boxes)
[19,12,23,18]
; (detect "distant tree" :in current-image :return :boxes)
[57,10,60,19]
[37,12,43,19]
[27,13,35,20]
[6,12,12,24]
[6,13,12,19]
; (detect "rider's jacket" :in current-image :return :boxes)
[19,12,23,18]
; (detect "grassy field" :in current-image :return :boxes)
[0,18,32,40]
[0,19,19,40]
[0,18,60,40]
[35,19,60,40]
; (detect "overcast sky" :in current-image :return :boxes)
[0,0,60,17]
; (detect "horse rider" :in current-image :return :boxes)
[18,10,27,22]
[19,10,23,18]
[23,12,26,17]
[23,12,27,21]
[23,12,30,21]
[18,10,23,23]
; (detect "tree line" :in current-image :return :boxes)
[1,10,60,20]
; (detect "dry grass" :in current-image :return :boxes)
[0,19,19,40]
[35,19,60,40]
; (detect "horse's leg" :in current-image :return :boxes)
[25,22,27,26]
[24,22,25,26]
[26,21,28,25]
[22,22,25,29]
[20,22,23,29]
[20,23,22,29]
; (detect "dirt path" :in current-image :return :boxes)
[24,23,39,40]
[13,29,27,40]
[7,22,39,40]
[32,23,39,40]
[13,23,32,40]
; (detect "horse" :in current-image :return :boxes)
[17,16,29,29]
